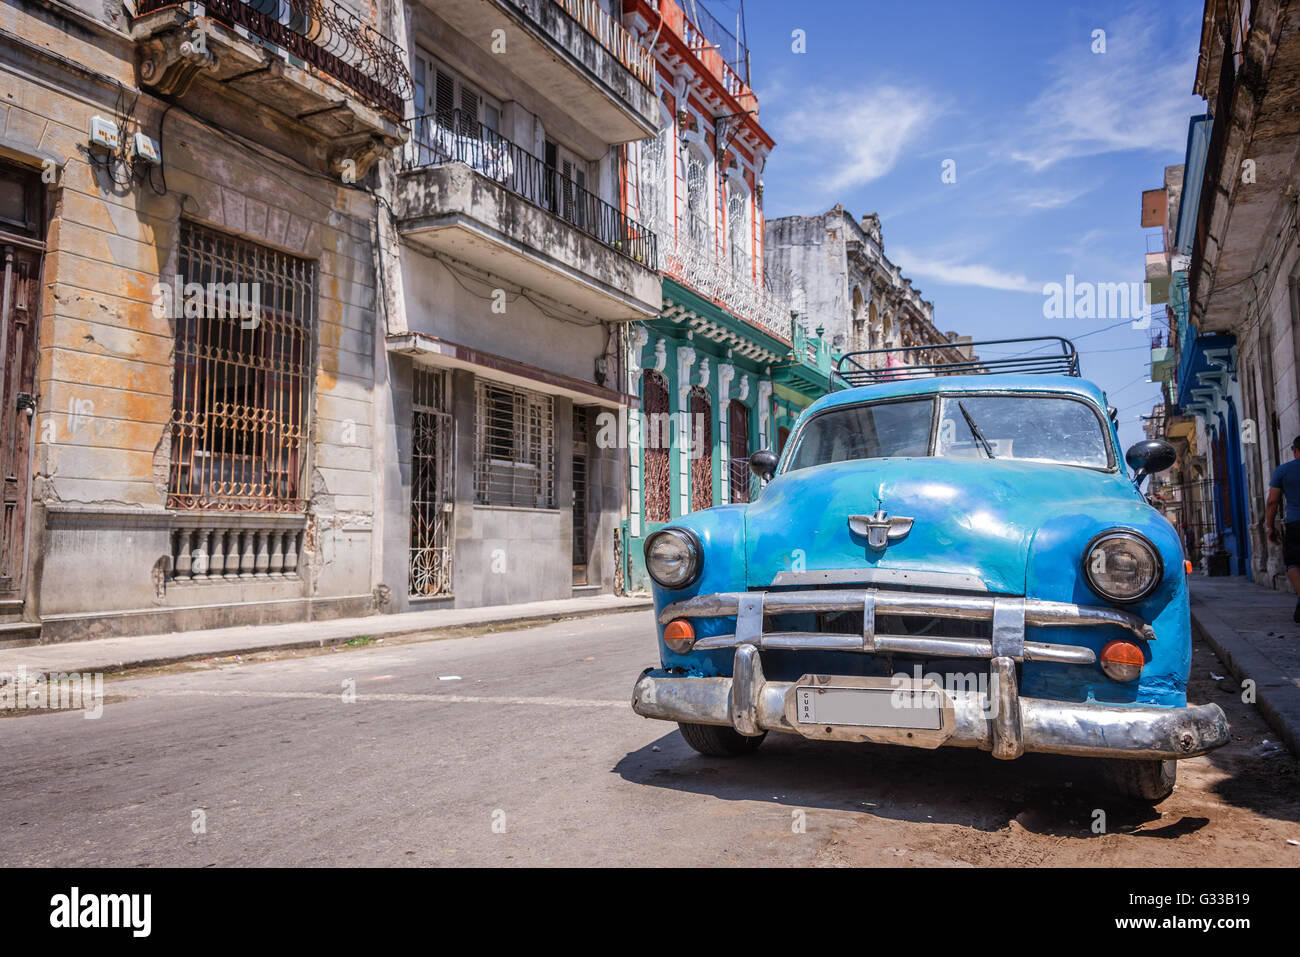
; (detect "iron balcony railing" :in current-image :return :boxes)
[553,0,656,88]
[679,0,749,84]
[403,110,658,268]
[655,208,791,340]
[134,0,412,117]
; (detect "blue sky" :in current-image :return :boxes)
[729,0,1205,451]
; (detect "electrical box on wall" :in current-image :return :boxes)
[89,116,119,152]
[132,132,161,165]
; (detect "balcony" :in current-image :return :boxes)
[655,0,758,114]
[132,0,409,173]
[657,210,791,342]
[1144,228,1170,304]
[1150,331,1175,383]
[426,0,659,149]
[394,111,662,320]
[773,322,845,399]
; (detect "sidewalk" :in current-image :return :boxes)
[1189,574,1300,756]
[0,594,653,678]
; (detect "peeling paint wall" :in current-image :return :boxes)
[3,0,385,640]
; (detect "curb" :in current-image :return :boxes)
[1190,596,1300,758]
[3,600,655,679]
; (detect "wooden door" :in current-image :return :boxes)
[0,160,44,598]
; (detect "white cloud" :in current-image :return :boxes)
[773,85,937,192]
[891,247,1041,293]
[1011,184,1093,210]
[1009,12,1201,171]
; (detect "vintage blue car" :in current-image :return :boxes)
[631,337,1230,804]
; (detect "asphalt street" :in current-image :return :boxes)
[2,610,1297,866]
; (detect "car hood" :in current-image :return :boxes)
[743,457,1142,594]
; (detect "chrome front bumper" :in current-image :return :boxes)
[631,645,1230,761]
[659,588,1158,665]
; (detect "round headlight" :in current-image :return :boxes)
[1084,531,1162,603]
[644,528,701,589]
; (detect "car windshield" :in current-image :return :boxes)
[785,399,933,470]
[785,393,1111,471]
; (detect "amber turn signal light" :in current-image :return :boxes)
[1184,560,1193,574]
[1100,639,1145,683]
[663,618,696,653]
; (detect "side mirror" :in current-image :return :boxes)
[748,449,778,482]
[1125,439,1176,482]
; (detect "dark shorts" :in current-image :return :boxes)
[1286,522,1300,568]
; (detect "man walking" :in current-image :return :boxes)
[1266,435,1300,621]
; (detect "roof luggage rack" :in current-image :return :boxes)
[835,336,1081,387]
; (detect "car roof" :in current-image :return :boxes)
[806,373,1110,416]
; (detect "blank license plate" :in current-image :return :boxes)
[793,685,943,731]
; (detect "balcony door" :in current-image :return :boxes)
[544,139,590,231]
[411,49,500,164]
[0,160,43,600]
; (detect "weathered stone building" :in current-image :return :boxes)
[1152,0,1300,585]
[376,0,662,609]
[1,0,414,642]
[765,204,974,373]
[1,0,691,643]
[616,0,840,592]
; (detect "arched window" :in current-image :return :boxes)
[686,148,709,244]
[727,184,750,275]
[851,286,865,350]
[641,370,671,523]
[689,386,713,510]
[640,121,670,230]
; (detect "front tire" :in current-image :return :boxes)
[1104,758,1177,804]
[677,722,766,757]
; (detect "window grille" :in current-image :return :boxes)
[640,129,669,228]
[167,221,313,512]
[571,407,589,581]
[410,367,454,596]
[728,187,749,275]
[642,370,671,522]
[686,152,708,244]
[689,386,713,510]
[474,379,555,509]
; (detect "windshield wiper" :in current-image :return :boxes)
[958,401,996,459]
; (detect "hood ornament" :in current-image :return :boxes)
[848,509,914,550]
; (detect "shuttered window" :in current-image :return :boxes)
[413,48,498,139]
